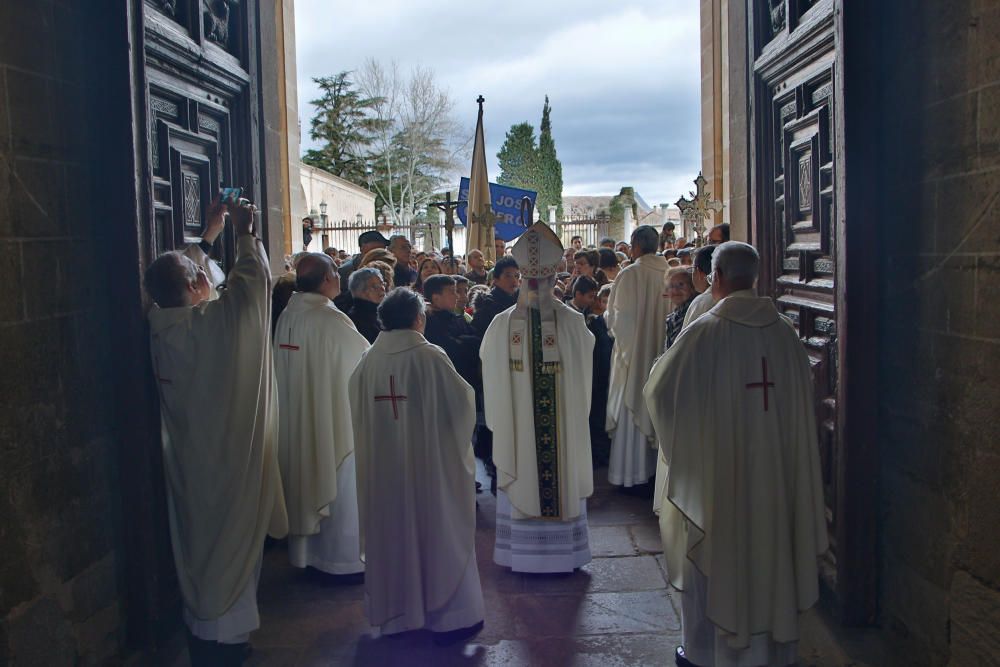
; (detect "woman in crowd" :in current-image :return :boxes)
[661,267,696,352]
[360,247,397,270]
[413,256,443,294]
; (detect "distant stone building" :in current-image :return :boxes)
[298,165,377,251]
[562,192,682,244]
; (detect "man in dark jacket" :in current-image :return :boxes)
[468,255,520,493]
[423,275,481,393]
[470,255,520,338]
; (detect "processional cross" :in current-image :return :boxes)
[675,172,724,245]
[745,357,776,412]
[374,375,408,420]
[430,191,467,273]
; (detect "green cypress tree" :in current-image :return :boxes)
[496,122,538,191]
[536,96,564,221]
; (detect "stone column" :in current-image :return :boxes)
[623,206,634,240]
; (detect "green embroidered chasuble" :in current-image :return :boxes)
[530,308,560,518]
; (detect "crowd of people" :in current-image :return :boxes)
[144,196,828,667]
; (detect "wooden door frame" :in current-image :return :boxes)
[101,0,285,650]
[747,0,878,626]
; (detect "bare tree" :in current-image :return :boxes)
[355,59,470,226]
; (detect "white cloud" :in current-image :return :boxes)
[294,0,700,205]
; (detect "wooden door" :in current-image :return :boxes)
[749,0,877,624]
[144,0,264,267]
[119,0,269,647]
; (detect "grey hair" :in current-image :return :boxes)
[711,241,759,287]
[630,225,659,256]
[144,251,198,308]
[349,267,382,296]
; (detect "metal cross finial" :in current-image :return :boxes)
[477,95,485,108]
[430,191,467,271]
[675,171,724,243]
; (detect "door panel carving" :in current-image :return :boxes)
[751,0,874,615]
[752,0,876,623]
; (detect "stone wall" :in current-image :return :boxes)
[0,2,123,664]
[877,1,1000,664]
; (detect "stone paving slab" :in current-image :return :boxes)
[629,520,664,554]
[588,525,638,557]
[510,590,680,638]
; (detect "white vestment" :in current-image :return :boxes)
[481,300,595,573]
[149,235,288,638]
[682,288,716,329]
[274,291,369,574]
[653,290,714,515]
[182,243,226,300]
[349,330,483,634]
[643,290,828,663]
[604,253,670,486]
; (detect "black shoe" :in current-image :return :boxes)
[187,633,250,667]
[675,646,702,667]
[490,475,497,496]
[433,620,484,646]
[476,480,483,493]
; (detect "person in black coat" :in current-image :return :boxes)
[346,267,386,344]
[422,275,481,391]
[468,255,520,493]
[470,255,520,338]
[587,283,614,468]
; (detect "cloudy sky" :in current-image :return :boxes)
[294,0,700,206]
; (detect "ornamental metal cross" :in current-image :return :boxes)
[430,191,467,273]
[374,375,408,420]
[745,357,776,412]
[675,172,724,243]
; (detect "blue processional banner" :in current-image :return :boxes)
[456,178,537,242]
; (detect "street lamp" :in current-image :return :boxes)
[356,212,363,226]
[319,200,328,227]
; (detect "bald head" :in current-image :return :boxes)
[711,241,759,298]
[295,252,339,300]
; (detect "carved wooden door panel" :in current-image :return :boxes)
[750,0,876,622]
[124,0,265,645]
[144,0,262,269]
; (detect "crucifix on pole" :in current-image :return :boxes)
[675,171,724,245]
[430,191,467,272]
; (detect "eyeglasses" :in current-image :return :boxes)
[666,283,690,290]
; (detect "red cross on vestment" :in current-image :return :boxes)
[374,375,408,420]
[745,357,776,411]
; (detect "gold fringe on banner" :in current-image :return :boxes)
[509,360,523,372]
[541,362,561,375]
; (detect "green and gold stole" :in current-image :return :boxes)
[530,308,560,518]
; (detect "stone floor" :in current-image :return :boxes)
[160,464,886,666]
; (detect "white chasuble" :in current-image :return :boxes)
[349,330,483,634]
[273,291,369,574]
[643,290,828,656]
[149,235,288,625]
[604,253,670,486]
[481,300,595,573]
[682,288,717,330]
